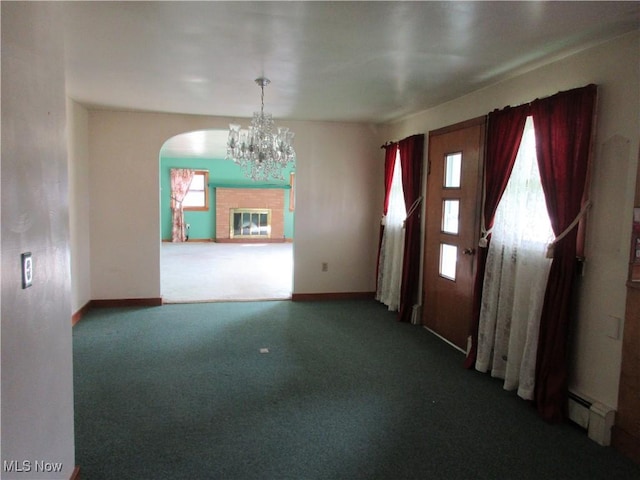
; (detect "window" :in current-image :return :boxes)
[376,148,407,310]
[439,243,457,281]
[476,116,554,399]
[444,152,462,188]
[494,117,553,247]
[442,199,460,234]
[183,170,209,210]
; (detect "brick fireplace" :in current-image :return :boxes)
[215,188,285,242]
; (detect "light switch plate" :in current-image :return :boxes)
[21,252,33,289]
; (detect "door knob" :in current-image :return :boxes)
[463,248,476,255]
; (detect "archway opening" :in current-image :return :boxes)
[159,129,295,303]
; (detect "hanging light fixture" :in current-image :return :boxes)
[226,77,296,181]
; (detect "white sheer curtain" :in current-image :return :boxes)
[475,117,554,400]
[376,150,406,311]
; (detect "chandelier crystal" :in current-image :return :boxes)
[226,77,296,181]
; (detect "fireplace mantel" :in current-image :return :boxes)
[210,182,290,190]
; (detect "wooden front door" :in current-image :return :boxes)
[422,117,485,351]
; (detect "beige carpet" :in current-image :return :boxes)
[161,242,293,303]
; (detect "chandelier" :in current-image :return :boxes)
[226,77,296,181]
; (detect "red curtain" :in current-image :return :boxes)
[376,143,398,290]
[464,105,529,368]
[531,84,597,422]
[398,134,424,323]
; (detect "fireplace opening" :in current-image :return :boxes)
[231,208,271,239]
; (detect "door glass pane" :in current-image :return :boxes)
[444,153,462,188]
[260,213,268,235]
[442,199,460,234]
[439,243,457,281]
[242,213,250,235]
[233,213,241,236]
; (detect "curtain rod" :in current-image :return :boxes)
[492,83,597,113]
[380,141,396,149]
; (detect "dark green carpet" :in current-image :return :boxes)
[73,300,639,479]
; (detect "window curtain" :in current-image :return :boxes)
[531,84,597,422]
[170,168,195,242]
[465,105,529,368]
[376,148,406,310]
[398,134,424,323]
[376,143,399,291]
[475,117,554,400]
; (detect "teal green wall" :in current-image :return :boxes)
[160,156,294,241]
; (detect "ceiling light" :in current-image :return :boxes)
[226,77,296,181]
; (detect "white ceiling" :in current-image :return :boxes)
[62,1,639,156]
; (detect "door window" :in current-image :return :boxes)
[439,243,458,281]
[442,199,460,234]
[444,152,462,188]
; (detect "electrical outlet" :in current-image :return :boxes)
[321,262,328,272]
[21,252,33,289]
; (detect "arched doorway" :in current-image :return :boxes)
[159,129,294,303]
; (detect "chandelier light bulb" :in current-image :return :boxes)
[226,77,296,181]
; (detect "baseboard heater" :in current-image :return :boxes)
[567,391,616,446]
[416,303,615,447]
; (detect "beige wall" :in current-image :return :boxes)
[1,3,76,477]
[68,99,91,313]
[381,31,640,410]
[87,113,381,300]
[292,121,382,294]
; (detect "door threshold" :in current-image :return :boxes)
[423,326,466,354]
